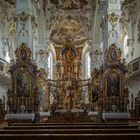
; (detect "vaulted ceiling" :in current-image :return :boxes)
[46,0,96,47]
[50,16,87,46]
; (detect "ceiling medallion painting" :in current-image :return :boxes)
[50,0,88,10]
[50,17,87,46]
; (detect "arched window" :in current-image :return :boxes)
[85,52,91,79]
[48,52,53,79]
[3,39,11,63]
[123,34,129,57]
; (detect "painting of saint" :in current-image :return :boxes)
[20,48,27,61]
[110,48,117,61]
[16,72,30,97]
[107,73,120,96]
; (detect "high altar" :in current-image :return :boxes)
[47,42,86,113]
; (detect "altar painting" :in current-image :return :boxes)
[16,72,31,97]
[107,72,120,97]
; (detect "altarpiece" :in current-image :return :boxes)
[7,43,39,114]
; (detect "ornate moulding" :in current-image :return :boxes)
[15,43,31,64]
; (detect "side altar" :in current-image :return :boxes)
[89,44,130,122]
[5,43,40,123]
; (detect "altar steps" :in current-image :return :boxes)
[4,124,138,130]
[0,133,140,140]
[0,128,140,134]
[0,123,140,140]
[12,122,129,126]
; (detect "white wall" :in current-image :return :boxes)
[0,1,14,110]
[122,0,140,63]
[121,0,140,109]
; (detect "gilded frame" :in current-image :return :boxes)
[105,43,121,64]
[15,43,31,64]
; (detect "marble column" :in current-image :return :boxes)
[16,0,35,60]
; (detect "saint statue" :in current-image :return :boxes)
[63,86,73,111]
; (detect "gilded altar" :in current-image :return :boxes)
[101,44,128,113]
[55,44,83,80]
[48,41,85,111]
[7,43,39,114]
[89,44,129,114]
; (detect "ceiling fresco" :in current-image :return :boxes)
[50,0,88,10]
[50,16,87,46]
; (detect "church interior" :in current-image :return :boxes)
[0,0,140,139]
